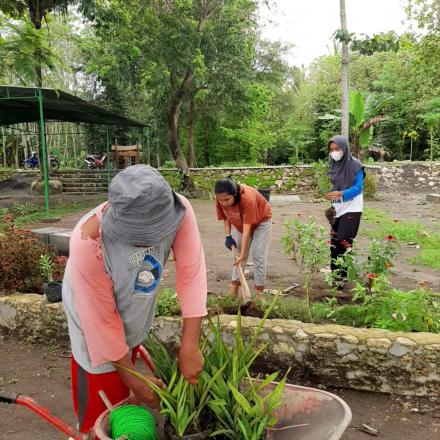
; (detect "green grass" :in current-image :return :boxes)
[13,201,102,228]
[363,207,440,269]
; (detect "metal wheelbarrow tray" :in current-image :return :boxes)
[94,382,351,440]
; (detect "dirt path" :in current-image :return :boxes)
[28,192,440,296]
[0,338,439,440]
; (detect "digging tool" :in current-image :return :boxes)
[231,245,252,312]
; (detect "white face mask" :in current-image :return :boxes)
[330,150,344,161]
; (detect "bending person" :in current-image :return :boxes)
[215,178,272,299]
[63,165,207,436]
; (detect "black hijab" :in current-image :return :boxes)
[328,135,363,191]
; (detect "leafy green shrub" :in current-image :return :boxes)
[363,172,377,199]
[161,160,177,168]
[282,218,330,321]
[155,289,180,317]
[310,161,331,196]
[11,202,39,217]
[366,288,440,333]
[331,304,367,327]
[0,214,63,292]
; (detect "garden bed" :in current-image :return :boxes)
[1,293,439,398]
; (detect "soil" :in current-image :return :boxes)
[0,337,439,440]
[24,191,440,297]
[1,190,440,439]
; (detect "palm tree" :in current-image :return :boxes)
[403,129,418,161]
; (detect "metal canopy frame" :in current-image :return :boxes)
[0,86,150,218]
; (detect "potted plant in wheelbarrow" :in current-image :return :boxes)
[118,296,290,439]
[39,254,63,303]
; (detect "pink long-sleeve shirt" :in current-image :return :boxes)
[62,195,207,373]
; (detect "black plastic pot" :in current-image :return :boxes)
[43,281,62,303]
[257,188,270,202]
[164,425,211,440]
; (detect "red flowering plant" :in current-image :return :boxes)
[0,213,65,292]
[364,237,397,278]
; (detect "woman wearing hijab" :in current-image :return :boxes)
[215,178,272,299]
[325,135,364,281]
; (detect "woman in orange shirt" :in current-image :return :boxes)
[215,178,272,298]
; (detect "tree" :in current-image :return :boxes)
[339,0,349,137]
[418,98,440,161]
[0,1,90,86]
[403,129,418,160]
[83,0,263,177]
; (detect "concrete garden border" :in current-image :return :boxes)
[0,294,439,397]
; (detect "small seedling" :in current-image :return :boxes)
[39,254,54,283]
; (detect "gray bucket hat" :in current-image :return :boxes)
[101,164,186,245]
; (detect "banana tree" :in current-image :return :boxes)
[319,91,393,158]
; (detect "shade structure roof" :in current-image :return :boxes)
[0,86,146,127]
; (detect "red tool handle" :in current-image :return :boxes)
[0,392,82,440]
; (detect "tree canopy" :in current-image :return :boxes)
[1,0,440,169]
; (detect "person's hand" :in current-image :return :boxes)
[225,235,237,250]
[178,343,204,384]
[325,191,343,201]
[130,375,164,409]
[234,254,245,267]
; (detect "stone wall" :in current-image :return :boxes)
[159,161,440,195]
[1,294,439,397]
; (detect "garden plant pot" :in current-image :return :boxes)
[164,425,211,440]
[258,187,271,202]
[43,281,62,303]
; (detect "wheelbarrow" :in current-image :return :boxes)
[0,346,351,440]
[94,382,352,440]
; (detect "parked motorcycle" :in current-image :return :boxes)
[23,152,59,172]
[85,152,107,170]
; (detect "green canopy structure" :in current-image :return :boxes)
[0,85,148,217]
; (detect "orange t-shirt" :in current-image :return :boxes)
[216,184,272,233]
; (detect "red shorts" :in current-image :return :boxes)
[71,347,139,435]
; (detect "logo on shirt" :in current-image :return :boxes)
[133,254,162,295]
[129,247,155,266]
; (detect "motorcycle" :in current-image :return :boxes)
[85,152,107,170]
[24,152,59,172]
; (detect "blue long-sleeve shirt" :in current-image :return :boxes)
[342,169,364,202]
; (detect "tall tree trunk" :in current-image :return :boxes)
[2,127,6,167]
[340,0,350,140]
[351,135,360,158]
[14,141,19,169]
[409,138,413,161]
[187,97,197,168]
[430,128,434,162]
[167,68,194,190]
[29,6,45,173]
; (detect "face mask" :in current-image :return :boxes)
[330,151,344,161]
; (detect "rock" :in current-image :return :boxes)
[30,179,63,195]
[426,194,440,204]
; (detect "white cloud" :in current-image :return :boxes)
[260,0,409,67]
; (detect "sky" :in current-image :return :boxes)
[260,0,410,67]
